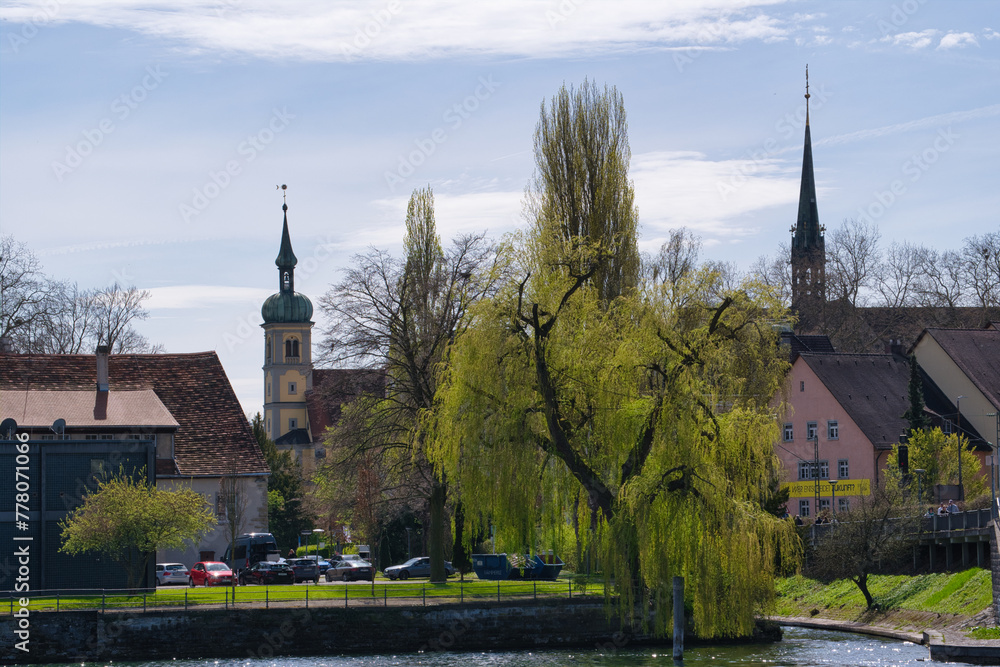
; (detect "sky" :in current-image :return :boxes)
[1,0,998,416]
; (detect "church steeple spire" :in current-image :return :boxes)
[790,65,826,331]
[793,65,822,249]
[275,185,298,294]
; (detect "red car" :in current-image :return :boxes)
[189,561,234,586]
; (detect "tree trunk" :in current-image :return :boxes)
[429,479,447,583]
[854,573,875,609]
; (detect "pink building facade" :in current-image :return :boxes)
[777,353,910,520]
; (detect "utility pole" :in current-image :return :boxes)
[813,432,820,519]
[957,396,966,501]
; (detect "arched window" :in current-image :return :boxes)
[285,338,299,360]
[283,271,291,288]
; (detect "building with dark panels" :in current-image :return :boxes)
[0,347,270,588]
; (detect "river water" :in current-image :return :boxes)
[33,627,981,666]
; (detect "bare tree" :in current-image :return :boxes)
[914,247,966,308]
[748,243,792,307]
[873,241,921,309]
[826,218,881,308]
[809,480,918,609]
[962,232,1000,310]
[92,283,162,353]
[0,235,60,347]
[219,457,251,590]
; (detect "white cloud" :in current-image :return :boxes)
[630,150,799,249]
[937,32,979,49]
[985,28,1000,40]
[882,29,938,49]
[0,0,793,61]
[146,285,274,309]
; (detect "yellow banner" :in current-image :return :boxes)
[783,479,870,498]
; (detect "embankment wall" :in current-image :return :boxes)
[3,600,683,664]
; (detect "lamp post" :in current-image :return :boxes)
[312,529,324,557]
[957,396,966,500]
[829,479,838,516]
[913,468,926,507]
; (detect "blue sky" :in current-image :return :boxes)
[1,0,998,415]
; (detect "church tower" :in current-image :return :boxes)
[790,66,826,331]
[261,191,314,445]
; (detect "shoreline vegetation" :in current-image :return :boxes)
[773,569,999,641]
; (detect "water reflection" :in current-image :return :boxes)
[40,627,980,667]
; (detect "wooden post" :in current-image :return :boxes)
[673,576,684,661]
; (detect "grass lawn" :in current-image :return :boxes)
[773,568,995,637]
[15,576,589,613]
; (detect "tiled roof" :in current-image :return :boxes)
[920,327,1000,411]
[0,389,178,428]
[0,352,268,476]
[799,353,910,450]
[307,368,385,439]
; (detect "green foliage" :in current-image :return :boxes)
[902,355,930,432]
[59,466,214,588]
[526,80,639,303]
[252,411,310,552]
[888,427,987,504]
[431,217,800,638]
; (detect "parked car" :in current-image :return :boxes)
[155,563,190,586]
[383,557,455,580]
[340,554,372,565]
[189,561,234,586]
[326,559,375,582]
[222,532,280,574]
[239,561,295,586]
[285,558,320,583]
[302,554,331,574]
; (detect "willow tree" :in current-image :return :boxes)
[430,82,797,639]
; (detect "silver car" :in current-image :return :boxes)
[383,557,455,580]
[155,562,190,586]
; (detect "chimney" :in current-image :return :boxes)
[96,345,110,392]
[0,336,12,353]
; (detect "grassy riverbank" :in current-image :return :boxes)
[774,568,997,639]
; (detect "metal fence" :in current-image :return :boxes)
[5,579,602,615]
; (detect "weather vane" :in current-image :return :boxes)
[277,184,288,209]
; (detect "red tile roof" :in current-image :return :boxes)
[0,352,268,477]
[307,368,385,439]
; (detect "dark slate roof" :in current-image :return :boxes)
[781,332,836,361]
[275,427,311,445]
[918,327,1000,412]
[0,352,269,477]
[821,304,1000,354]
[307,368,386,439]
[792,114,822,251]
[799,353,910,450]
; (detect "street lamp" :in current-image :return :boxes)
[829,479,838,516]
[957,396,966,500]
[913,469,926,506]
[312,528,325,557]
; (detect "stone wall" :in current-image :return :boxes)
[3,600,684,664]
